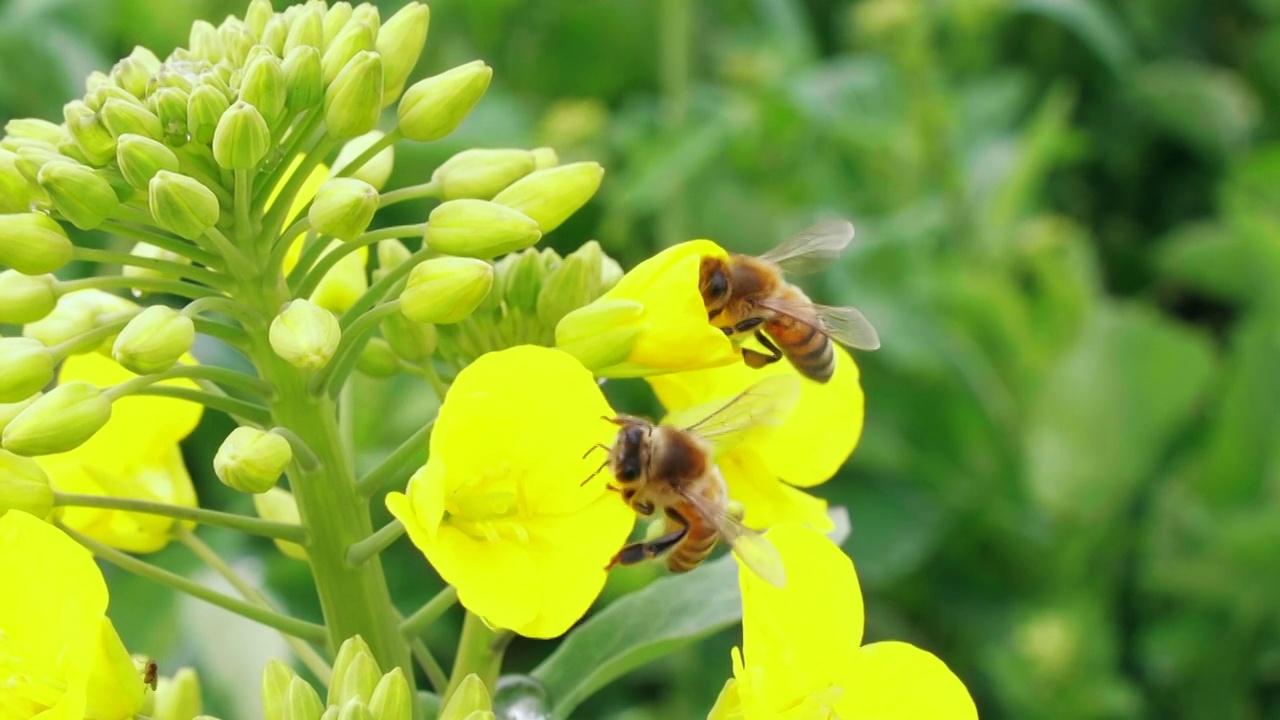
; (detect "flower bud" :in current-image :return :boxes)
[188,84,231,145]
[0,338,55,403]
[62,100,116,165]
[323,3,355,44]
[0,397,38,439]
[24,289,138,352]
[497,247,551,313]
[536,243,603,326]
[111,55,152,99]
[379,313,436,362]
[397,61,491,142]
[254,488,308,561]
[352,3,381,32]
[284,6,323,54]
[309,178,378,241]
[152,87,191,145]
[270,299,340,370]
[89,85,148,114]
[368,668,412,720]
[400,257,494,324]
[324,51,384,139]
[356,337,399,377]
[439,674,493,720]
[333,131,394,190]
[531,146,559,170]
[0,450,54,519]
[100,98,163,141]
[219,20,255,67]
[374,238,411,279]
[433,149,535,201]
[2,381,112,456]
[377,3,430,103]
[283,45,324,114]
[214,426,292,494]
[0,271,56,324]
[555,298,645,372]
[262,660,297,720]
[0,149,44,214]
[425,200,541,260]
[189,19,223,63]
[245,0,274,37]
[322,20,377,85]
[112,305,195,374]
[213,102,271,171]
[240,54,288,126]
[153,667,203,720]
[261,14,289,55]
[285,677,325,720]
[492,162,604,233]
[4,118,64,145]
[330,636,380,706]
[149,171,220,240]
[150,66,195,95]
[0,212,73,274]
[37,161,118,230]
[14,147,65,186]
[117,134,181,191]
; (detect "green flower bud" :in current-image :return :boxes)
[498,247,551,313]
[0,271,56,324]
[14,148,65,186]
[531,146,559,170]
[555,298,645,372]
[100,98,163,141]
[439,674,493,720]
[432,149,536,201]
[111,54,153,99]
[309,177,378,241]
[189,19,223,63]
[400,256,494,324]
[0,212,73,274]
[491,162,604,233]
[0,449,54,519]
[83,70,112,93]
[425,199,541,260]
[368,668,412,720]
[188,85,231,145]
[2,381,112,456]
[324,51,384,139]
[374,238,411,280]
[352,3,381,33]
[320,708,338,720]
[262,660,297,720]
[0,397,38,439]
[0,338,54,403]
[397,61,492,142]
[536,242,603,326]
[283,45,324,114]
[219,20,255,67]
[24,289,138,352]
[254,488,308,561]
[356,337,399,377]
[153,667,202,720]
[89,85,148,114]
[330,636,379,706]
[36,161,118,230]
[0,149,44,214]
[111,305,195,374]
[149,66,195,95]
[322,20,376,85]
[323,2,355,45]
[284,6,324,54]
[63,100,116,165]
[117,134,181,190]
[245,0,274,37]
[4,119,64,145]
[213,426,292,494]
[379,313,435,362]
[240,54,288,126]
[337,700,373,720]
[213,101,271,170]
[149,171,220,240]
[333,131,394,190]
[377,3,430,104]
[285,676,325,720]
[270,298,341,370]
[199,69,234,100]
[152,87,191,145]
[261,14,289,55]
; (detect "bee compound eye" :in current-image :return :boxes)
[708,270,728,298]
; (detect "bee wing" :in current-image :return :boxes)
[673,375,802,443]
[680,490,786,587]
[756,219,856,275]
[755,296,881,351]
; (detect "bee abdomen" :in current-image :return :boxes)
[770,319,836,383]
[667,531,718,573]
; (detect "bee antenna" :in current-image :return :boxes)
[580,457,610,487]
[581,442,609,460]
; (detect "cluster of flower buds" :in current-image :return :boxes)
[260,636,414,720]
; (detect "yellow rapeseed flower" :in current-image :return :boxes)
[386,345,635,638]
[556,240,741,377]
[0,510,146,718]
[38,351,203,553]
[647,346,864,530]
[708,524,976,720]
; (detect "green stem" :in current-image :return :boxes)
[378,180,440,207]
[262,135,340,242]
[270,426,323,472]
[132,386,273,426]
[70,247,228,288]
[175,150,235,207]
[104,364,274,401]
[182,296,260,325]
[445,611,512,704]
[311,302,402,396]
[97,221,219,268]
[355,418,435,498]
[284,229,326,290]
[54,276,221,300]
[62,524,327,643]
[204,226,255,276]
[346,520,405,567]
[176,527,333,684]
[48,313,139,359]
[191,317,251,350]
[409,637,449,694]
[269,218,312,279]
[234,169,254,242]
[252,109,323,207]
[335,128,402,179]
[294,224,427,300]
[54,492,306,543]
[399,585,458,639]
[341,245,432,328]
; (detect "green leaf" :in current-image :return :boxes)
[1131,62,1260,159]
[1012,0,1135,74]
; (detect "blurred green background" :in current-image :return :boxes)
[4,0,1280,717]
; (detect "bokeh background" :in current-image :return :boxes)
[4,0,1280,717]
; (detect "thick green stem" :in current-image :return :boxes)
[54,492,306,543]
[445,611,512,704]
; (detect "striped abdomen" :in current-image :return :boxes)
[764,286,834,382]
[665,500,720,574]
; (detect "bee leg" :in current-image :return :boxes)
[732,317,764,334]
[742,330,784,369]
[608,526,688,569]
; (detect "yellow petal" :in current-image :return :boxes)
[268,156,330,233]
[718,449,833,532]
[557,240,740,376]
[58,351,202,449]
[738,524,863,708]
[839,641,978,720]
[82,617,147,719]
[649,346,863,487]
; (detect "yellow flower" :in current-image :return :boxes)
[38,351,203,553]
[0,510,146,718]
[556,240,741,377]
[647,346,863,530]
[386,345,635,639]
[708,524,976,720]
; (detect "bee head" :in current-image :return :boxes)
[596,415,651,484]
[699,256,732,318]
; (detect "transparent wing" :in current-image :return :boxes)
[681,490,786,587]
[755,296,881,351]
[670,374,802,444]
[756,219,856,275]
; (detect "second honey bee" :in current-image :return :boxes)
[583,376,797,587]
[699,219,881,383]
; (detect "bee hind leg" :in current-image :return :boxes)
[607,527,687,569]
[742,330,783,369]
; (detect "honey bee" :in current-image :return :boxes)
[699,219,881,383]
[582,376,797,587]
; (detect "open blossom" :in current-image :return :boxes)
[709,524,976,719]
[648,346,864,530]
[38,351,203,553]
[0,510,147,718]
[386,345,635,638]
